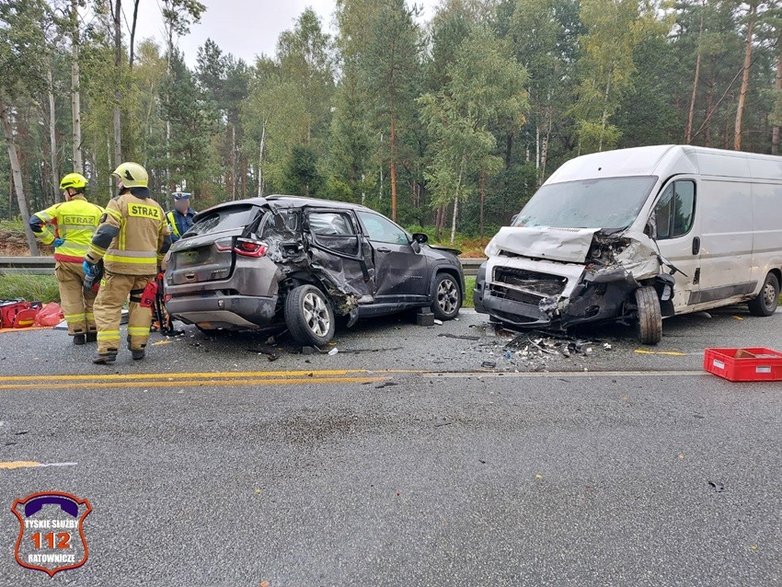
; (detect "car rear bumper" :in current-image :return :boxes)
[166,293,278,329]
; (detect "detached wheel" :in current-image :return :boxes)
[432,273,461,320]
[748,273,779,316]
[636,286,662,345]
[285,285,335,346]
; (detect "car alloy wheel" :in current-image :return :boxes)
[302,291,331,337]
[432,274,461,320]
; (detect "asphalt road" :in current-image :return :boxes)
[0,308,780,586]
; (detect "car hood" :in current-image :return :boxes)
[485,226,601,264]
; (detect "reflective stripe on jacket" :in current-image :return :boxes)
[32,196,104,263]
[166,208,196,242]
[86,193,170,275]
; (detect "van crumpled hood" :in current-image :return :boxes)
[485,226,601,263]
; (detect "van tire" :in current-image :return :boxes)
[636,286,662,345]
[285,285,335,346]
[748,273,779,317]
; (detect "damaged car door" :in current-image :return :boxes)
[304,209,375,304]
[356,211,429,303]
[649,178,699,310]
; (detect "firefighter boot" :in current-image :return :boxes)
[92,352,117,364]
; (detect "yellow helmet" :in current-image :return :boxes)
[112,162,148,188]
[59,172,88,191]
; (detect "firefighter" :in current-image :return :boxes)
[29,173,104,345]
[166,192,196,243]
[84,162,171,364]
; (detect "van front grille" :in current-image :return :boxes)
[493,267,568,297]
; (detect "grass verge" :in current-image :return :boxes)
[463,275,476,308]
[0,274,61,303]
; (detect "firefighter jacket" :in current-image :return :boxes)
[30,195,105,264]
[85,191,171,275]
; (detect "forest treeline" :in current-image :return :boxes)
[2,0,782,252]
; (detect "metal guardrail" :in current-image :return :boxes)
[0,256,58,275]
[0,256,486,277]
[459,258,483,277]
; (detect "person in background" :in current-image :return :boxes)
[29,173,104,345]
[166,192,196,242]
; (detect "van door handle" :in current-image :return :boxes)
[692,237,700,255]
[376,247,392,253]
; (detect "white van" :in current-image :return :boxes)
[474,145,782,344]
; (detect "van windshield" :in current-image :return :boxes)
[513,176,658,230]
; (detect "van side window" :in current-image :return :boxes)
[654,180,695,240]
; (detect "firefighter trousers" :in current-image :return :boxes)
[93,271,155,355]
[55,261,97,336]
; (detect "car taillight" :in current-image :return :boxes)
[233,238,267,257]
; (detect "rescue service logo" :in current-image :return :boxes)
[10,491,92,577]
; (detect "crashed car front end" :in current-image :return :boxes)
[475,226,675,330]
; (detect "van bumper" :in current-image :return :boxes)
[481,290,554,327]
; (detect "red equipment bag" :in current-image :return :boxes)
[35,302,64,327]
[0,300,42,329]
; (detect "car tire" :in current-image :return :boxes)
[636,286,662,345]
[432,273,461,320]
[285,284,335,346]
[748,272,779,317]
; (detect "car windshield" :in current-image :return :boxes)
[185,205,260,237]
[513,176,658,230]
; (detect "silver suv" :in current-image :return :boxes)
[164,196,464,346]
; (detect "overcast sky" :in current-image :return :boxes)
[133,0,440,67]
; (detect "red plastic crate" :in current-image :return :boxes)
[703,347,782,382]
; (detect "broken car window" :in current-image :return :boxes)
[260,209,298,237]
[513,176,658,230]
[185,205,260,237]
[357,211,409,245]
[654,180,695,240]
[309,212,356,236]
[308,211,361,257]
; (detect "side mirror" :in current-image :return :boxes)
[510,214,519,226]
[412,232,428,244]
[411,240,421,254]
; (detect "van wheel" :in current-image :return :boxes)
[432,273,461,320]
[748,273,779,317]
[636,286,662,345]
[285,285,335,346]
